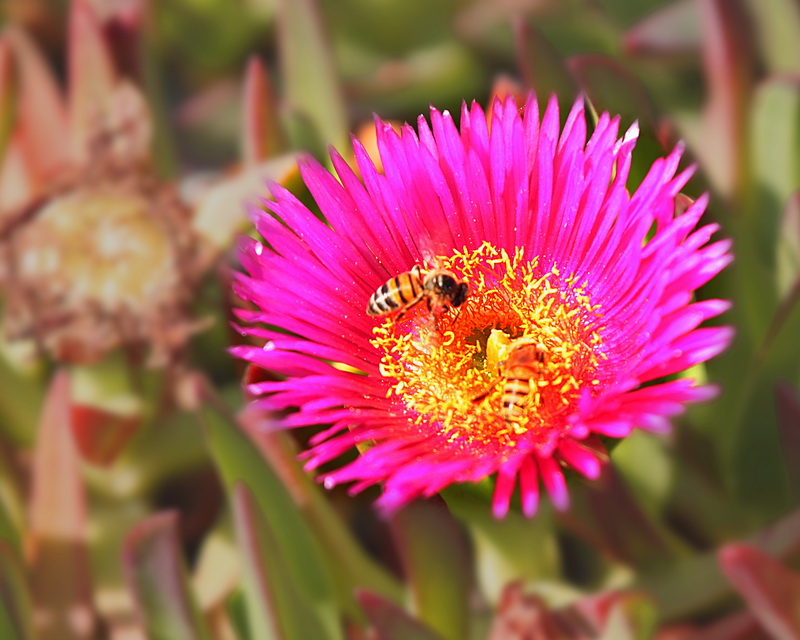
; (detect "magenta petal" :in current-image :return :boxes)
[558,440,602,480]
[537,455,569,511]
[591,420,634,438]
[492,461,519,519]
[519,456,540,517]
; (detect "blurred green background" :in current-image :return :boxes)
[1,0,799,638]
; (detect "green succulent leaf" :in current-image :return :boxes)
[28,371,97,640]
[199,398,342,640]
[719,544,800,638]
[745,0,800,74]
[232,482,342,640]
[0,541,34,640]
[356,590,444,640]
[0,38,14,163]
[122,512,213,640]
[389,498,471,640]
[277,0,349,150]
[0,350,44,447]
[444,485,560,605]
[750,78,800,268]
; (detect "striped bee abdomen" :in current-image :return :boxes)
[500,341,547,423]
[366,268,424,316]
[502,376,531,422]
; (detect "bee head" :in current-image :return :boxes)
[430,273,469,307]
[451,282,469,307]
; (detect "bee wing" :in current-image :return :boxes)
[419,238,451,270]
[413,209,460,268]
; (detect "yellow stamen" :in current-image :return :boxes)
[370,243,604,450]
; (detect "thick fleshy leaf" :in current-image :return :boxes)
[611,431,673,516]
[638,551,727,623]
[4,26,69,179]
[658,611,764,640]
[487,583,570,640]
[719,544,800,640]
[27,371,97,640]
[0,351,44,447]
[695,0,754,199]
[559,464,685,567]
[0,541,34,640]
[348,41,486,115]
[0,134,35,212]
[70,404,141,466]
[199,388,343,640]
[191,155,299,252]
[241,56,285,163]
[226,590,250,640]
[281,107,328,159]
[0,444,24,555]
[239,422,402,609]
[622,0,701,56]
[122,511,213,640]
[593,593,658,640]
[664,440,753,544]
[567,55,655,127]
[487,584,656,640]
[751,77,800,282]
[744,0,800,74]
[723,280,800,513]
[389,498,471,640]
[777,193,800,299]
[230,485,282,640]
[69,359,143,466]
[233,482,348,640]
[82,400,211,505]
[444,485,559,604]
[276,0,348,150]
[192,533,241,619]
[0,37,13,162]
[710,77,800,514]
[95,0,147,80]
[72,493,149,640]
[753,77,800,183]
[512,18,576,108]
[636,507,800,620]
[776,382,800,500]
[67,0,118,162]
[566,55,667,189]
[356,590,444,640]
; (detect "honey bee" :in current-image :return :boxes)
[475,336,548,423]
[366,265,469,320]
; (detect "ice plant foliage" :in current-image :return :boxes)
[233,95,733,517]
[0,4,211,366]
[0,85,208,365]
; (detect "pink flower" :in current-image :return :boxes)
[233,94,732,517]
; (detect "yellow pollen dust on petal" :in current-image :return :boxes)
[370,242,605,450]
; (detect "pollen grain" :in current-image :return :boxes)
[370,243,604,452]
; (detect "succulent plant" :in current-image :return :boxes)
[0,1,799,639]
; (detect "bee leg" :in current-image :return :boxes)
[511,378,538,414]
[391,294,424,325]
[425,297,443,331]
[472,375,501,404]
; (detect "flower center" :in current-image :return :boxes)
[370,242,605,450]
